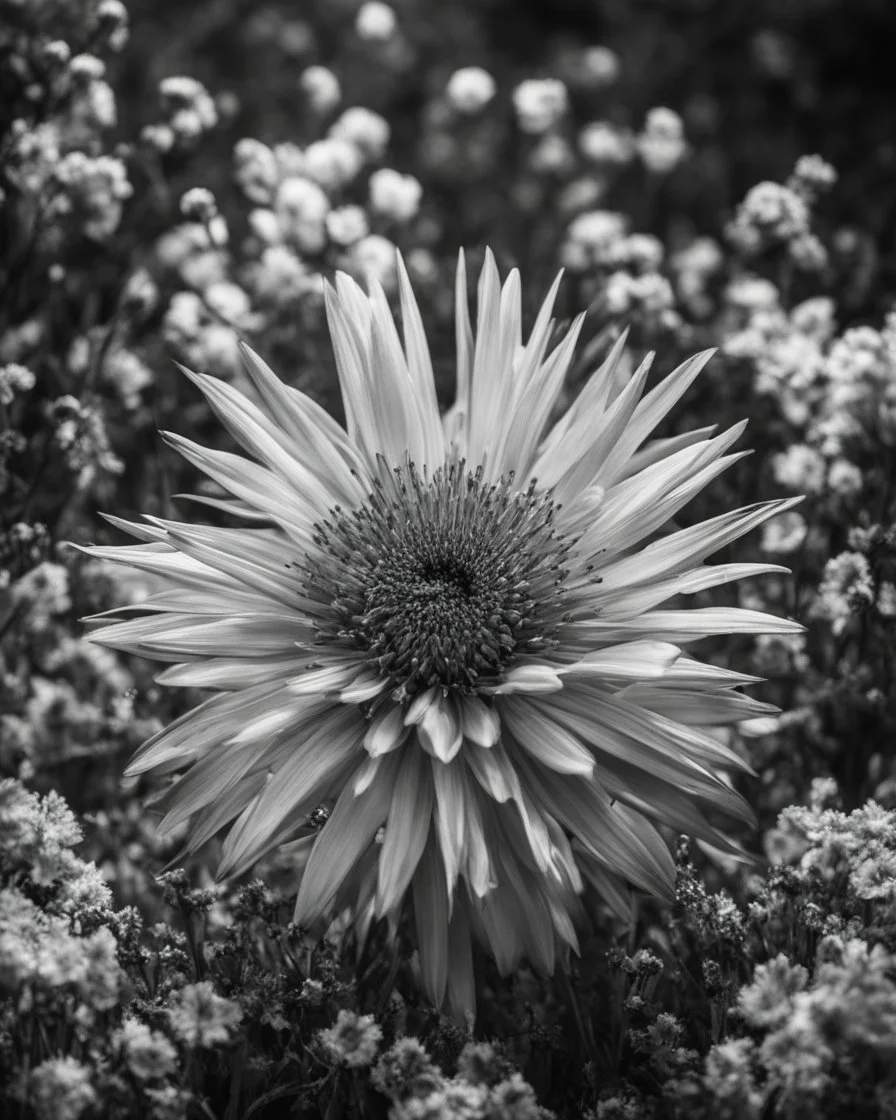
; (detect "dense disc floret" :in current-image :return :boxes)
[302,457,575,697]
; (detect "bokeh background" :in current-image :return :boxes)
[4,1,896,1117]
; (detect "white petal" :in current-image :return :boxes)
[431,759,467,905]
[518,756,676,900]
[459,695,500,747]
[176,364,338,511]
[395,254,446,463]
[544,354,652,505]
[217,705,363,877]
[353,754,381,795]
[569,607,805,645]
[364,705,410,757]
[500,700,595,777]
[621,685,778,726]
[589,563,789,621]
[377,746,433,917]
[339,671,388,704]
[486,663,563,695]
[539,329,629,458]
[595,499,803,588]
[288,661,361,696]
[593,349,716,488]
[418,694,463,763]
[404,686,440,726]
[413,831,449,1008]
[88,613,312,661]
[229,701,309,745]
[498,309,585,479]
[160,432,317,547]
[238,343,369,502]
[293,751,399,926]
[558,641,681,682]
[464,741,519,803]
[443,249,474,449]
[155,654,308,691]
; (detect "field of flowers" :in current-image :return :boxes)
[4,0,896,1117]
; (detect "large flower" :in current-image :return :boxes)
[83,251,800,1018]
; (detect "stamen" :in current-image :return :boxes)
[300,458,575,697]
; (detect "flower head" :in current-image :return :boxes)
[167,980,241,1048]
[318,1008,383,1068]
[28,1057,96,1120]
[83,250,800,1018]
[446,67,497,114]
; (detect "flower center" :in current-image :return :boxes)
[303,457,574,699]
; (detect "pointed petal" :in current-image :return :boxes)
[464,740,520,803]
[594,349,716,487]
[569,607,805,645]
[376,747,433,917]
[238,343,369,500]
[445,895,476,1022]
[558,641,681,682]
[175,364,339,509]
[293,751,399,926]
[418,694,463,763]
[155,654,308,690]
[486,663,563,695]
[431,759,467,904]
[288,660,362,696]
[396,253,445,463]
[539,329,630,457]
[459,695,501,748]
[413,829,449,1009]
[364,705,410,757]
[499,701,595,776]
[444,249,474,448]
[353,753,382,795]
[537,687,755,823]
[217,705,363,877]
[520,757,676,900]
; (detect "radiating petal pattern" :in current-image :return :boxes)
[82,250,802,1021]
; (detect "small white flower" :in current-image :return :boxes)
[326,205,369,247]
[275,176,330,254]
[529,135,574,175]
[578,120,635,165]
[204,281,252,326]
[577,45,621,87]
[318,1009,383,1068]
[369,168,422,223]
[234,138,280,205]
[760,510,808,555]
[180,187,217,222]
[561,209,628,271]
[771,444,826,494]
[329,107,391,161]
[445,67,497,114]
[827,459,863,496]
[303,138,364,192]
[349,233,398,288]
[355,1,397,41]
[248,207,282,244]
[637,107,687,173]
[28,1057,96,1120]
[512,78,568,134]
[300,65,341,114]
